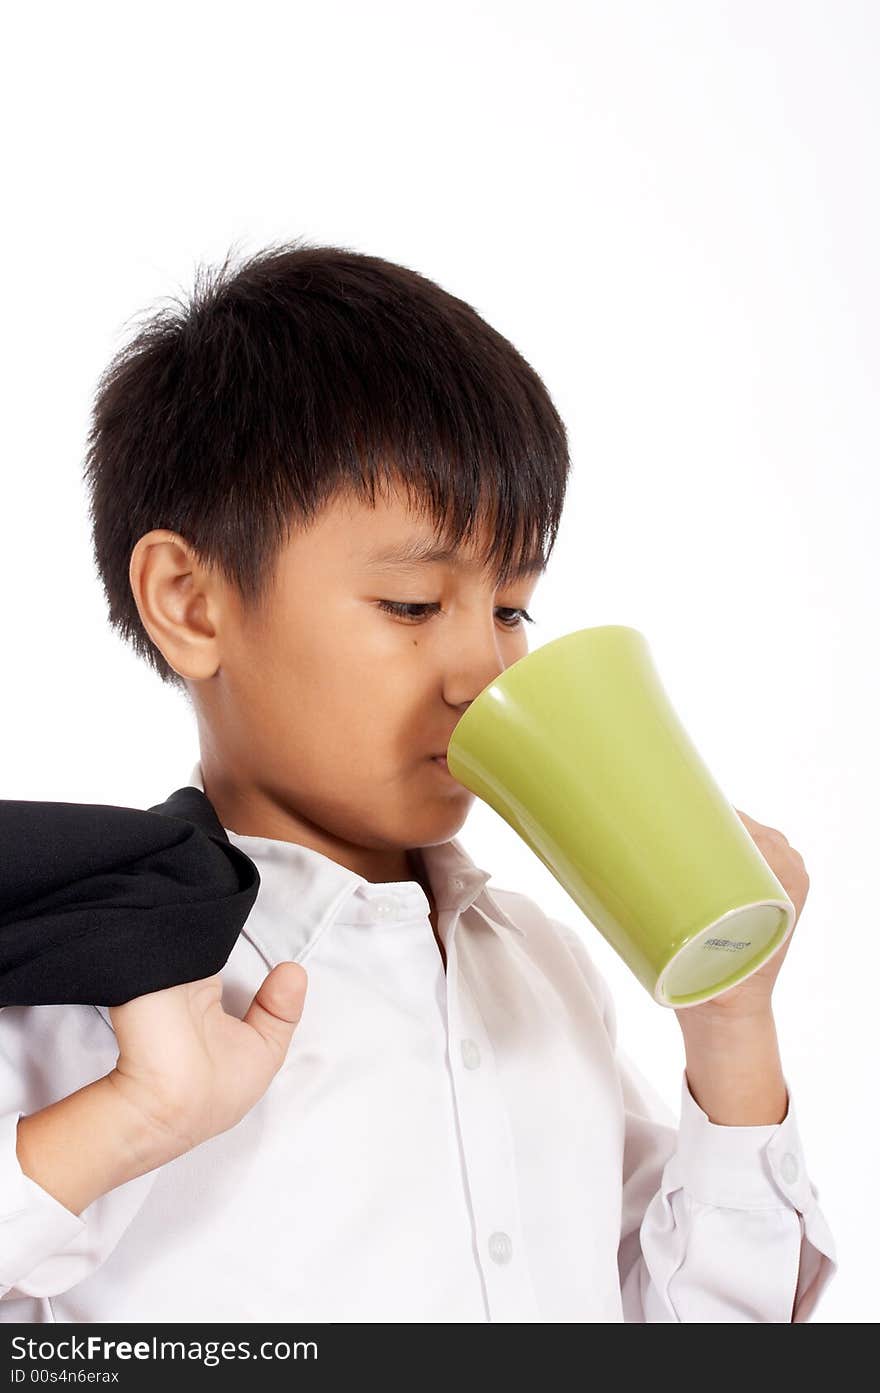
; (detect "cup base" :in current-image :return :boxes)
[654,901,795,1007]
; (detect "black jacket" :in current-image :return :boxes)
[0,785,260,1008]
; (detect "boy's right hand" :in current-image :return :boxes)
[104,963,308,1164]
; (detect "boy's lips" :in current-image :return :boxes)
[429,734,458,759]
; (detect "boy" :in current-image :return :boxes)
[0,242,837,1322]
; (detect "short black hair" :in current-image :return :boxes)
[83,238,571,693]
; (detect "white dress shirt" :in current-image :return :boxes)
[0,761,838,1323]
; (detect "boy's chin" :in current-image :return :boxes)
[402,798,473,845]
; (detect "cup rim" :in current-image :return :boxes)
[654,897,795,1008]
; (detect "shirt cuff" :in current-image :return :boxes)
[674,1067,819,1214]
[0,1110,86,1289]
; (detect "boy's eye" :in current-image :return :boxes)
[376,600,534,628]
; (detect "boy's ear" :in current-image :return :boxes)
[128,530,222,682]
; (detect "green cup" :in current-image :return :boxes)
[446,625,795,1008]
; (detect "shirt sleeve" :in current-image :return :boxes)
[0,1107,88,1299]
[604,987,839,1321]
[0,1003,159,1307]
[547,916,839,1322]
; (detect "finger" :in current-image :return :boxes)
[242,962,308,1063]
[734,808,787,842]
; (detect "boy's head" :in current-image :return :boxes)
[84,240,570,868]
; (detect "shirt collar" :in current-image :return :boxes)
[184,761,526,959]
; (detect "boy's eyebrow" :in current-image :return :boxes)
[363,538,547,578]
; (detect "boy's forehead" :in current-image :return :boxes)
[361,534,545,579]
[307,485,544,578]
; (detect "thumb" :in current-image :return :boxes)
[242,961,308,1062]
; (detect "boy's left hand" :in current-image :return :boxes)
[674,808,810,1027]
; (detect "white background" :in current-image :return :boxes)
[2,0,876,1322]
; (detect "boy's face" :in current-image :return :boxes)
[137,480,544,879]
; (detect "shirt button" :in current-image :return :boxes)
[461,1038,481,1070]
[452,877,464,889]
[372,896,398,919]
[780,1152,799,1184]
[488,1231,513,1265]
